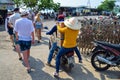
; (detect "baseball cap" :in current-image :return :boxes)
[57,14,65,22]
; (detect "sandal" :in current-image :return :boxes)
[27,68,31,73]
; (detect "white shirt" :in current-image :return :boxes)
[14,18,34,41]
[8,13,21,28]
[5,17,8,31]
[5,16,12,32]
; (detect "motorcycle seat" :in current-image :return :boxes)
[96,41,120,52]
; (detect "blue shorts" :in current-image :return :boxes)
[18,40,31,51]
[36,25,42,29]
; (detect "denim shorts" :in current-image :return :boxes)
[36,25,42,29]
[18,40,31,51]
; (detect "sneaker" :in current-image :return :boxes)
[46,62,52,66]
[79,60,83,63]
[53,72,59,78]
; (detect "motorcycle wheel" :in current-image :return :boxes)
[68,63,74,71]
[61,57,73,72]
[91,51,110,71]
[63,63,73,72]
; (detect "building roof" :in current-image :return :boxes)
[0,0,14,4]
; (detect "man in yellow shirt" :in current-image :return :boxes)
[54,17,82,77]
[46,15,65,66]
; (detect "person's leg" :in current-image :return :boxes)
[36,29,39,41]
[20,41,31,72]
[36,29,41,43]
[8,30,14,46]
[47,42,57,64]
[25,41,31,61]
[15,44,22,60]
[40,29,41,39]
[27,49,30,60]
[38,29,41,40]
[22,50,30,70]
[55,47,69,74]
[10,35,14,46]
[74,47,82,63]
[34,26,37,34]
[16,38,22,59]
[14,34,22,60]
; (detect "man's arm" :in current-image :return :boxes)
[30,21,35,44]
[15,31,18,41]
[46,25,57,35]
[5,18,8,31]
[31,32,35,44]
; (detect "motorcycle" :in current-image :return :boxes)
[91,41,120,71]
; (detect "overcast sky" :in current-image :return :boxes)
[53,0,120,8]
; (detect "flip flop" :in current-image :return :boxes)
[27,68,31,73]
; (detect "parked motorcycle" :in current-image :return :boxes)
[91,41,120,71]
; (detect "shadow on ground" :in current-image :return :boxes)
[32,36,49,47]
[26,56,55,80]
[64,63,120,80]
[65,64,99,80]
[99,69,120,80]
[28,56,74,80]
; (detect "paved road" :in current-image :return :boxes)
[0,17,120,80]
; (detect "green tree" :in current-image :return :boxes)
[12,0,22,7]
[38,0,60,11]
[13,0,60,11]
[12,0,37,8]
[97,0,116,11]
[23,0,37,8]
[52,3,60,12]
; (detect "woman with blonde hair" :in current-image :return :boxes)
[34,12,43,43]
